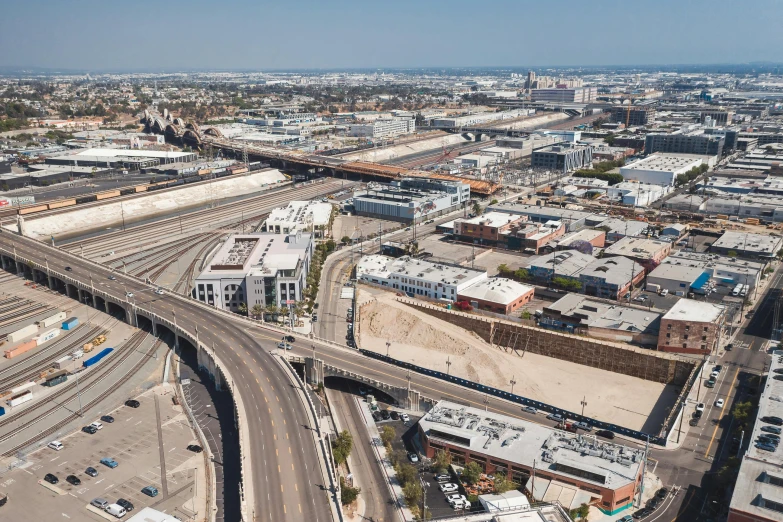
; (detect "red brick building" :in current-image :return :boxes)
[657,299,725,355]
[457,278,535,314]
[453,212,526,245]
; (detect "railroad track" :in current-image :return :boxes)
[0,329,158,455]
[0,324,110,391]
[171,234,224,295]
[0,305,52,328]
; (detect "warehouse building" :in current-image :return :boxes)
[579,256,645,301]
[646,264,709,296]
[347,117,416,138]
[728,350,783,522]
[644,132,724,157]
[541,293,661,345]
[45,148,196,169]
[609,106,656,126]
[419,401,645,515]
[430,109,528,128]
[591,217,648,243]
[657,299,725,355]
[664,251,763,292]
[531,143,594,173]
[353,178,470,223]
[606,181,671,207]
[487,203,596,232]
[620,154,704,187]
[603,237,672,271]
[263,200,333,237]
[357,255,487,300]
[555,228,606,252]
[711,231,783,259]
[193,232,313,311]
[703,195,783,223]
[457,278,535,315]
[525,250,595,283]
[453,212,526,245]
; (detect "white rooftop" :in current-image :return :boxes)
[71,148,193,159]
[126,507,180,522]
[604,236,669,259]
[266,200,333,227]
[713,231,783,256]
[622,153,703,172]
[662,298,724,323]
[457,211,522,228]
[458,278,534,305]
[357,254,487,286]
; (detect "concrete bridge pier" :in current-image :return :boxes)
[305,357,324,385]
[197,344,225,391]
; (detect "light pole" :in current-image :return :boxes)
[446,356,452,376]
[386,341,391,357]
[580,396,588,416]
[510,376,517,395]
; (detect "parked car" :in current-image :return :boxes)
[44,473,59,485]
[632,507,653,519]
[692,409,702,419]
[400,413,410,423]
[116,498,134,512]
[100,415,115,424]
[408,453,419,463]
[187,444,203,453]
[380,410,391,420]
[141,486,159,497]
[715,398,725,408]
[125,399,140,408]
[596,429,615,440]
[523,406,538,414]
[66,475,81,486]
[434,474,450,482]
[646,496,660,509]
[390,411,399,420]
[574,421,592,432]
[90,498,109,510]
[762,416,783,426]
[713,365,723,373]
[439,483,458,493]
[696,403,705,413]
[756,442,777,452]
[689,418,699,427]
[371,411,382,422]
[616,516,633,522]
[100,457,119,469]
[90,421,103,431]
[106,504,127,518]
[762,426,783,434]
[725,343,733,351]
[82,425,98,434]
[48,441,63,451]
[546,413,564,422]
[85,467,99,477]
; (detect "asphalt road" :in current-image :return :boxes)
[0,232,333,522]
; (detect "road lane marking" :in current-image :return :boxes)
[704,367,740,458]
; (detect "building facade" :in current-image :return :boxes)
[609,106,656,126]
[353,178,470,223]
[530,87,597,103]
[531,144,594,173]
[644,133,725,157]
[657,299,725,355]
[347,117,416,138]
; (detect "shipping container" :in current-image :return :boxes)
[61,317,79,330]
[4,339,37,359]
[96,190,121,201]
[7,390,32,407]
[746,218,760,225]
[7,324,38,343]
[197,168,211,175]
[83,347,113,368]
[119,188,135,196]
[34,329,60,346]
[134,184,148,193]
[75,195,98,204]
[38,312,66,328]
[9,381,36,395]
[53,355,73,369]
[19,204,49,215]
[0,406,6,417]
[47,199,76,210]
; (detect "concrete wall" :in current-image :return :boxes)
[11,169,288,241]
[400,299,694,385]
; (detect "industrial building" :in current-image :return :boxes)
[531,143,594,173]
[609,106,656,126]
[541,293,661,346]
[430,109,528,128]
[591,217,647,243]
[711,231,783,259]
[525,250,595,283]
[646,263,709,296]
[262,200,333,237]
[555,229,606,252]
[457,278,535,315]
[728,349,783,522]
[703,194,783,223]
[620,154,704,187]
[487,203,596,232]
[530,87,597,103]
[45,148,196,169]
[453,212,526,245]
[418,401,645,515]
[644,132,725,158]
[193,232,313,311]
[657,299,725,355]
[603,237,672,272]
[357,255,487,301]
[663,251,763,292]
[352,177,469,223]
[347,117,416,138]
[579,256,645,300]
[606,181,671,207]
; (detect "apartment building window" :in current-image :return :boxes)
[667,324,672,330]
[666,333,671,339]
[685,325,690,331]
[703,327,709,332]
[702,336,707,341]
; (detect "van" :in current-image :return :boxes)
[105,503,127,518]
[48,441,63,451]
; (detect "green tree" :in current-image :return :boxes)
[402,481,423,508]
[237,302,248,315]
[433,449,452,473]
[727,250,738,258]
[552,276,583,291]
[472,202,483,216]
[497,264,511,276]
[340,476,361,505]
[251,303,263,319]
[490,199,499,205]
[493,472,517,494]
[396,463,418,486]
[379,425,396,447]
[569,503,590,520]
[341,235,351,245]
[604,133,616,146]
[461,461,483,485]
[331,430,354,465]
[513,268,530,281]
[777,248,783,260]
[521,310,532,320]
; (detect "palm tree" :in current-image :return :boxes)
[238,302,248,316]
[251,303,263,319]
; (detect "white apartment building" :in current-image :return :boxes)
[263,200,333,237]
[620,154,704,187]
[347,117,416,138]
[357,255,487,301]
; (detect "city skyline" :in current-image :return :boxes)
[3,0,783,71]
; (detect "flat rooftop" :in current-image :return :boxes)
[544,293,660,334]
[729,350,783,520]
[604,237,669,258]
[198,233,311,279]
[458,277,534,305]
[662,298,724,323]
[622,154,703,172]
[71,148,193,160]
[525,250,595,276]
[457,211,522,228]
[420,401,644,491]
[487,203,595,223]
[357,254,486,286]
[713,231,783,256]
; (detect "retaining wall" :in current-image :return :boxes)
[398,298,694,386]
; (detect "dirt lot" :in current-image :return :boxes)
[357,289,677,431]
[472,250,531,276]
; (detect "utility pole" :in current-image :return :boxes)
[580,395,587,416]
[446,356,452,376]
[510,376,517,395]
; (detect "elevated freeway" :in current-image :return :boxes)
[0,231,335,522]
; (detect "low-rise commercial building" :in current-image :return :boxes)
[530,87,597,103]
[620,154,704,187]
[453,212,526,245]
[711,231,783,259]
[591,217,648,243]
[531,143,594,173]
[606,181,671,207]
[657,299,725,354]
[555,228,606,252]
[357,255,487,301]
[419,401,645,515]
[525,250,595,283]
[487,203,596,233]
[457,278,535,315]
[579,256,645,301]
[263,200,333,237]
[353,178,470,223]
[644,132,725,157]
[603,237,672,271]
[507,221,566,254]
[541,293,660,345]
[703,194,783,223]
[646,263,709,296]
[347,117,415,138]
[728,349,783,522]
[664,251,763,291]
[193,233,313,311]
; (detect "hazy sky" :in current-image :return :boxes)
[3,0,782,71]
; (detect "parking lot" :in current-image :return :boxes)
[332,215,401,243]
[0,386,205,521]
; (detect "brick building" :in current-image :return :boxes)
[453,212,526,245]
[457,278,535,314]
[507,221,566,254]
[657,299,725,355]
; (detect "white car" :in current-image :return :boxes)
[154,289,164,295]
[715,398,725,408]
[47,441,63,451]
[696,403,705,413]
[450,499,471,510]
[90,421,103,431]
[439,483,458,493]
[447,494,468,503]
[408,452,419,463]
[400,413,410,423]
[125,292,134,298]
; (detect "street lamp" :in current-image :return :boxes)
[580,396,588,416]
[386,340,391,357]
[510,376,517,395]
[446,356,452,376]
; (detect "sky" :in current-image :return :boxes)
[2,0,783,72]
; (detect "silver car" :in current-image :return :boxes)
[91,498,109,510]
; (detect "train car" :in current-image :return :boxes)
[133,184,148,193]
[75,195,98,204]
[83,347,113,368]
[119,188,135,196]
[169,179,185,187]
[19,204,49,215]
[232,167,249,175]
[47,199,77,210]
[197,168,212,176]
[96,190,120,200]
